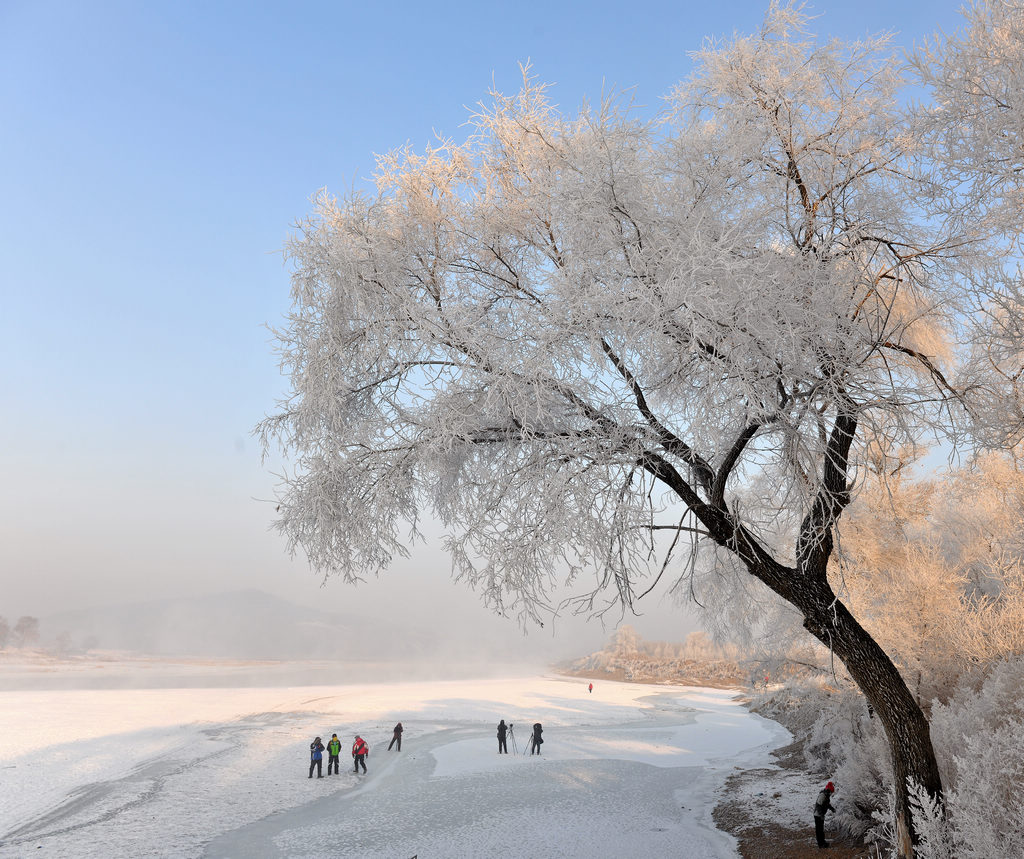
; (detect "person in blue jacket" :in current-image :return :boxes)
[308,736,325,778]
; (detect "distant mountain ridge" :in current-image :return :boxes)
[43,589,439,661]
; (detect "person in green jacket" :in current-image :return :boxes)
[327,733,342,775]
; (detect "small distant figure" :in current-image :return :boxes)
[497,719,508,754]
[388,722,403,751]
[308,737,325,779]
[813,781,836,848]
[588,683,593,694]
[327,733,341,774]
[530,722,543,755]
[352,735,369,774]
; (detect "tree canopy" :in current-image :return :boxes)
[261,8,961,620]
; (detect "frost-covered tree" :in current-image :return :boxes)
[837,475,964,705]
[914,0,1024,238]
[0,616,9,650]
[840,454,1024,700]
[260,7,972,853]
[54,631,73,656]
[609,624,642,659]
[914,1,1024,450]
[12,616,40,649]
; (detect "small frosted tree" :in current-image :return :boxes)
[609,624,642,659]
[0,616,8,650]
[12,616,40,649]
[54,631,73,656]
[260,7,973,853]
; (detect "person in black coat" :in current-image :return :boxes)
[530,722,543,755]
[813,781,835,847]
[497,719,508,754]
[388,722,403,751]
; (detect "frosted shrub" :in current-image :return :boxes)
[755,672,834,735]
[906,781,954,859]
[914,656,1024,858]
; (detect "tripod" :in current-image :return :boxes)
[507,723,518,755]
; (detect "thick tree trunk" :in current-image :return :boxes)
[661,420,942,857]
[799,585,943,859]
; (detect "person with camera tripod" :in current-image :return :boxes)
[529,722,543,755]
[497,719,511,754]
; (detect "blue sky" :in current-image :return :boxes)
[0,0,966,652]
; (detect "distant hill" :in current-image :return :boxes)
[43,589,439,661]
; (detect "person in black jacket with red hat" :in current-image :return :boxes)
[814,781,835,848]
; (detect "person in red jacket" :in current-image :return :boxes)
[352,735,369,773]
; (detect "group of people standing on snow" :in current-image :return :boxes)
[308,717,549,777]
[307,683,600,776]
[308,723,403,778]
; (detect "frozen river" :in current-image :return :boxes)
[0,673,789,857]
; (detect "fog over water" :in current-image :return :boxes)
[33,586,690,672]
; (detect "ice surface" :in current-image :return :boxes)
[0,672,790,858]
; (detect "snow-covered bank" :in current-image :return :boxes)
[0,674,790,858]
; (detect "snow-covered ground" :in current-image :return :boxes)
[0,672,790,858]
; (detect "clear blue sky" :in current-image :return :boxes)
[0,0,965,653]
